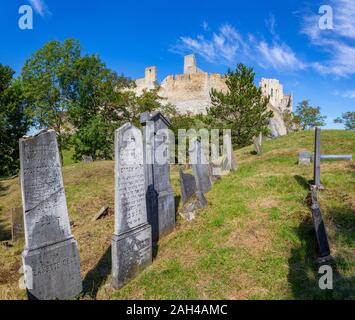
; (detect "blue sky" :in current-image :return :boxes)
[1,0,354,129]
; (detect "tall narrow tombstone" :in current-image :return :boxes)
[141,111,175,243]
[254,132,263,155]
[313,128,324,189]
[112,123,152,289]
[11,207,24,242]
[190,138,212,194]
[19,130,82,300]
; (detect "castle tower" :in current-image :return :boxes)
[184,54,201,74]
[145,66,157,83]
[260,78,284,107]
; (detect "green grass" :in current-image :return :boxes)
[0,130,354,300]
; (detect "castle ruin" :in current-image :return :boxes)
[134,54,292,136]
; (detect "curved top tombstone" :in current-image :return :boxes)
[114,123,148,235]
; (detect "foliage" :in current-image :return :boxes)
[207,64,273,147]
[334,112,355,130]
[283,110,301,133]
[295,100,327,130]
[0,66,30,177]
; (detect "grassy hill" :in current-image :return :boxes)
[0,130,354,300]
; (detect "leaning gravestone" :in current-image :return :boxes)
[20,130,82,300]
[11,207,24,242]
[112,123,152,289]
[141,111,175,243]
[179,167,207,221]
[190,138,212,194]
[254,133,263,155]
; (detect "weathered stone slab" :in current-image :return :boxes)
[141,111,175,242]
[19,130,82,300]
[82,155,93,164]
[11,207,24,242]
[299,151,311,165]
[254,132,262,155]
[179,168,197,204]
[190,138,212,194]
[112,123,152,289]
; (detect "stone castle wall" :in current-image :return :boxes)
[133,54,292,136]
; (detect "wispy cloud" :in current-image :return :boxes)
[333,89,355,99]
[301,0,355,77]
[172,21,305,72]
[28,0,50,17]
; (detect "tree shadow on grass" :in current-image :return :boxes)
[0,182,10,197]
[82,245,112,299]
[0,216,12,242]
[288,215,355,299]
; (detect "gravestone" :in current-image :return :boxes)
[254,133,263,155]
[179,168,197,204]
[312,128,324,190]
[299,151,311,165]
[112,123,152,289]
[19,130,82,300]
[141,111,175,243]
[82,155,93,164]
[11,207,24,242]
[190,138,212,194]
[179,167,207,221]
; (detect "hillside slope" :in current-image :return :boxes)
[0,130,354,300]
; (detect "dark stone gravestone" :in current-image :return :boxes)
[82,155,93,164]
[190,138,212,194]
[179,167,207,221]
[312,128,324,190]
[11,207,24,242]
[141,111,175,243]
[20,130,82,300]
[111,123,152,289]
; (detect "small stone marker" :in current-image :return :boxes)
[141,111,175,243]
[11,207,24,242]
[190,138,212,194]
[254,132,263,155]
[299,151,311,165]
[82,155,93,164]
[179,168,197,204]
[91,205,109,222]
[111,123,152,289]
[20,130,82,300]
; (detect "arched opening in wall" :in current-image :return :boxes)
[271,88,274,97]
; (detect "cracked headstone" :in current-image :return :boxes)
[111,123,152,289]
[20,130,82,300]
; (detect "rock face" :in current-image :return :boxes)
[134,54,292,136]
[19,130,82,300]
[111,123,152,289]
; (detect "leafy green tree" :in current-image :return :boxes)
[21,39,81,163]
[295,100,327,130]
[283,110,301,133]
[334,112,355,130]
[207,64,273,147]
[0,66,30,177]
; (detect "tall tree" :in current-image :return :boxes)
[295,100,327,130]
[21,39,81,163]
[334,112,355,130]
[207,64,273,147]
[0,65,30,177]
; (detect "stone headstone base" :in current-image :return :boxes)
[22,238,82,300]
[157,191,176,238]
[112,223,152,289]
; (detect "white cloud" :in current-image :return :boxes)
[28,0,50,17]
[301,0,355,77]
[173,22,305,72]
[333,90,355,99]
